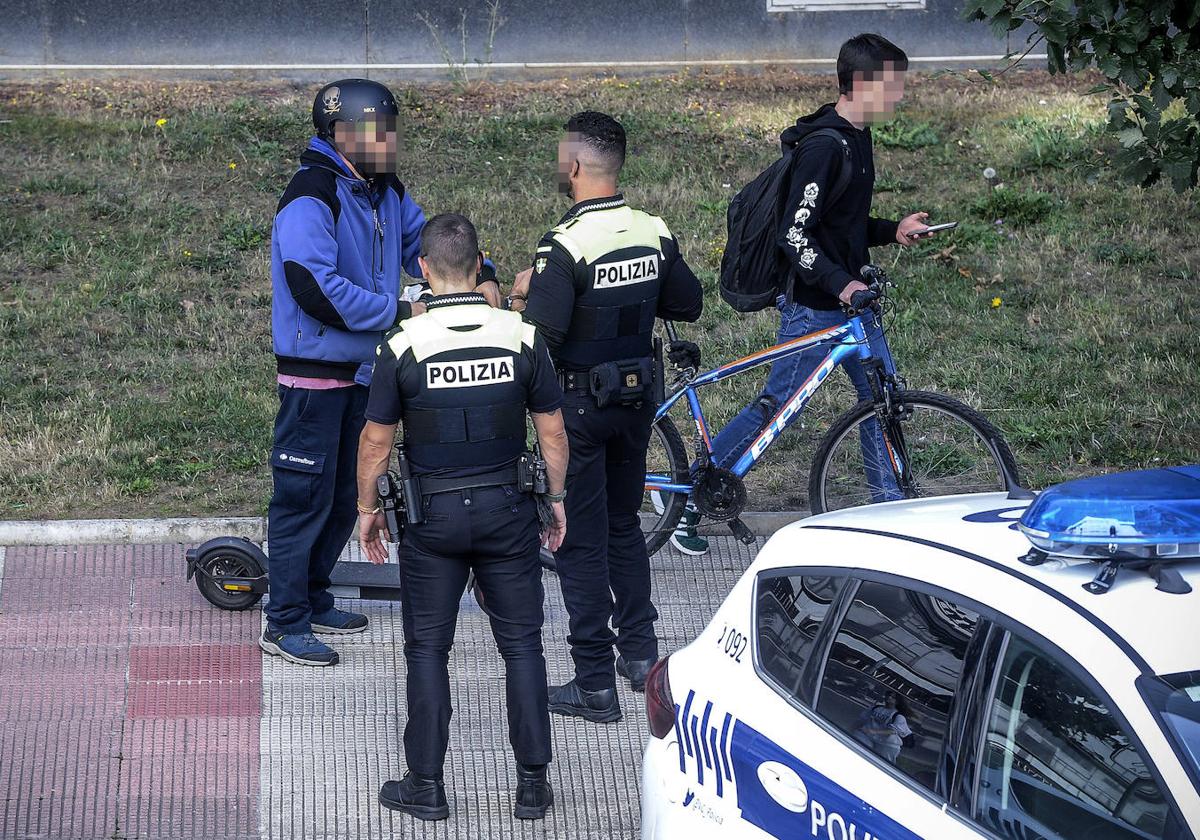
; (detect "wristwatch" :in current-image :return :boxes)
[545,489,567,503]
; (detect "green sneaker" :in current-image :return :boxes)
[670,506,709,556]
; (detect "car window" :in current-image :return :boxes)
[976,635,1169,840]
[756,573,847,705]
[815,580,979,794]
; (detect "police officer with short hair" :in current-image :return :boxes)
[514,111,703,722]
[356,213,568,821]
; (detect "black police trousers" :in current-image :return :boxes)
[556,392,660,691]
[398,484,551,777]
[266,384,367,634]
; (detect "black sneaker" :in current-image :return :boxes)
[379,772,449,821]
[616,655,657,692]
[259,627,339,666]
[514,763,554,820]
[547,678,622,723]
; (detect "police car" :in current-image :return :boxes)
[641,467,1200,840]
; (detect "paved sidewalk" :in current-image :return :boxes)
[0,537,759,839]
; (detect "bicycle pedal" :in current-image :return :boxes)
[727,518,755,545]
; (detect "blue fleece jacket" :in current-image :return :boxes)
[270,137,426,386]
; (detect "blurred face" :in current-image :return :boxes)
[334,116,398,178]
[555,134,582,198]
[850,63,906,123]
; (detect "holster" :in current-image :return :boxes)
[589,357,654,409]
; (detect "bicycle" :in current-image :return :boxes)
[642,265,1021,556]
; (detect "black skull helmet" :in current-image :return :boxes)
[312,78,400,139]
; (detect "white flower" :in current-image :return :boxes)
[803,182,819,202]
[799,248,817,269]
[793,207,811,225]
[983,167,997,180]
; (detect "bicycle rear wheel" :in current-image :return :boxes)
[641,415,689,556]
[809,390,1019,514]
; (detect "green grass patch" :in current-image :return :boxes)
[0,72,1197,517]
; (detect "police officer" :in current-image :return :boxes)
[263,79,430,667]
[355,214,568,821]
[514,111,703,721]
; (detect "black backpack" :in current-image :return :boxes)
[719,128,852,312]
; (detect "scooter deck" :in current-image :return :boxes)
[328,560,402,601]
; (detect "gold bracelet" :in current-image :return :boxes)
[357,502,381,515]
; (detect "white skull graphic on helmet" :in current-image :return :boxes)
[322,86,342,115]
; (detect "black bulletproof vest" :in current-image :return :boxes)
[550,204,670,370]
[392,304,531,472]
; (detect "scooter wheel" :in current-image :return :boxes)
[195,545,266,611]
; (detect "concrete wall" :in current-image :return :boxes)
[2,0,1032,76]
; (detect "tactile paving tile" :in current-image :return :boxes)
[0,544,269,839]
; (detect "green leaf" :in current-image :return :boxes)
[1187,91,1200,118]
[1092,0,1115,21]
[1120,66,1150,89]
[1150,79,1173,110]
[980,0,1006,15]
[977,69,996,83]
[1085,83,1112,95]
[1117,125,1145,148]
[1040,19,1069,44]
[1048,41,1067,74]
[1116,35,1138,54]
[1162,159,1196,191]
[1098,54,1121,77]
[989,13,1013,39]
[1161,67,1180,89]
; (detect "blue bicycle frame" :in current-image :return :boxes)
[646,313,902,496]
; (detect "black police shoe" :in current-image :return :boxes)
[616,655,657,693]
[547,678,622,723]
[514,763,554,820]
[378,772,449,821]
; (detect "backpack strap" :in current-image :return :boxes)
[796,127,853,211]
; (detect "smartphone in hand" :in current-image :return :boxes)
[908,221,959,239]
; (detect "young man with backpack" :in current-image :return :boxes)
[677,33,941,554]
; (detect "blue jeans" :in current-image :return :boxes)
[708,297,900,501]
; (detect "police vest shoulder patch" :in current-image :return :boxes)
[425,355,515,389]
[593,254,660,290]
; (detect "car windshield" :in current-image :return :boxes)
[1145,670,1200,782]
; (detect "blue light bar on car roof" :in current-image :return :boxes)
[1019,465,1200,561]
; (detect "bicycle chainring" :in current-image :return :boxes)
[692,467,747,521]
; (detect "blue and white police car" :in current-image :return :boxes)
[641,467,1200,840]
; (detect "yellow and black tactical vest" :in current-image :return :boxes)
[545,201,672,370]
[386,302,536,470]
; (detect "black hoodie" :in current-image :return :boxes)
[777,104,900,310]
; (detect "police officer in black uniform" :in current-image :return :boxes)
[514,112,703,721]
[355,214,568,821]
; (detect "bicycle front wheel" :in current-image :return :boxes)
[641,415,689,557]
[809,390,1020,514]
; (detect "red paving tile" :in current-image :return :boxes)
[128,679,262,719]
[0,573,130,613]
[130,643,261,682]
[132,607,261,646]
[0,544,264,839]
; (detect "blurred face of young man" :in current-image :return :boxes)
[555,133,582,198]
[334,117,398,178]
[851,62,906,123]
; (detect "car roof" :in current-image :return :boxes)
[757,492,1200,676]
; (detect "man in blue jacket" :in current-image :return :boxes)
[263,79,497,666]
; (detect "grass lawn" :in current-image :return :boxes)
[1,70,1197,519]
